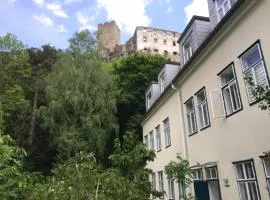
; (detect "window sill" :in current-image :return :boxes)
[200,124,211,131]
[226,107,243,118]
[165,144,171,149]
[157,149,162,153]
[249,97,263,107]
[188,131,198,137]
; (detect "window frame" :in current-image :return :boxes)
[182,33,193,64]
[155,125,162,152]
[215,0,232,21]
[233,159,261,200]
[163,117,171,148]
[144,134,149,150]
[146,91,152,110]
[159,72,165,93]
[149,131,155,150]
[238,40,270,105]
[192,168,203,181]
[168,179,175,200]
[185,97,198,136]
[151,172,156,190]
[218,63,243,117]
[158,171,164,192]
[262,157,270,194]
[195,87,211,130]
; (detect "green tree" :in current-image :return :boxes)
[110,132,162,199]
[113,53,165,139]
[165,154,192,200]
[42,31,118,162]
[0,33,31,145]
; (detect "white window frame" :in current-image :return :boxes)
[205,167,218,180]
[239,42,269,104]
[146,91,152,110]
[155,125,162,152]
[192,168,203,181]
[262,157,270,193]
[186,98,198,135]
[215,0,232,21]
[168,179,175,200]
[160,72,165,93]
[196,88,210,130]
[234,160,260,200]
[144,135,149,149]
[219,64,242,116]
[151,172,156,190]
[149,131,155,150]
[163,118,171,147]
[158,171,164,192]
[182,33,193,64]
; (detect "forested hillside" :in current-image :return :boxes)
[0,31,165,199]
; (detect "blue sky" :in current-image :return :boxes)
[0,0,209,49]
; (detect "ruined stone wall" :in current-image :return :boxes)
[97,21,120,55]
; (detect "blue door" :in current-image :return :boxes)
[194,181,210,200]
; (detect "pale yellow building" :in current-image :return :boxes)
[142,0,270,199]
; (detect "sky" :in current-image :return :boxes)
[0,0,209,49]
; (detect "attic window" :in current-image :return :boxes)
[160,73,165,93]
[183,34,193,64]
[215,0,231,21]
[146,92,152,110]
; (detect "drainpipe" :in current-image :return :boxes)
[171,83,190,200]
[171,83,188,160]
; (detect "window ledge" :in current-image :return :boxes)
[226,107,243,118]
[188,131,198,137]
[200,124,211,131]
[165,144,171,149]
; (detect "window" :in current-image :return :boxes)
[219,64,242,116]
[183,34,193,64]
[151,173,156,190]
[186,98,197,135]
[143,36,147,42]
[154,49,159,53]
[235,161,260,200]
[155,125,162,151]
[158,171,164,192]
[154,38,158,43]
[173,41,176,46]
[205,167,218,180]
[196,88,210,130]
[178,181,186,199]
[163,118,171,147]
[164,50,168,56]
[146,92,152,110]
[163,39,167,45]
[215,0,231,21]
[173,51,178,55]
[168,179,175,200]
[149,131,154,150]
[144,135,149,149]
[160,73,165,93]
[239,42,269,104]
[262,158,270,192]
[192,168,203,181]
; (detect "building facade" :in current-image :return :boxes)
[142,0,270,199]
[124,26,181,62]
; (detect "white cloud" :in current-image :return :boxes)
[96,0,152,35]
[63,0,82,4]
[167,6,173,13]
[57,24,68,32]
[184,0,209,22]
[8,0,16,3]
[76,12,97,31]
[32,0,44,7]
[33,13,54,27]
[46,2,68,18]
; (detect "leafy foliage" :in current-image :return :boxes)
[113,53,165,139]
[165,154,192,199]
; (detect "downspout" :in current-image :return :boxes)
[171,83,190,200]
[171,83,188,160]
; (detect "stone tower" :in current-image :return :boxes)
[97,21,121,57]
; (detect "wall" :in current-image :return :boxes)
[179,0,270,199]
[142,91,183,200]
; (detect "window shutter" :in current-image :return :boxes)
[209,90,226,118]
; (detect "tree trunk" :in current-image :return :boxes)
[28,88,38,146]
